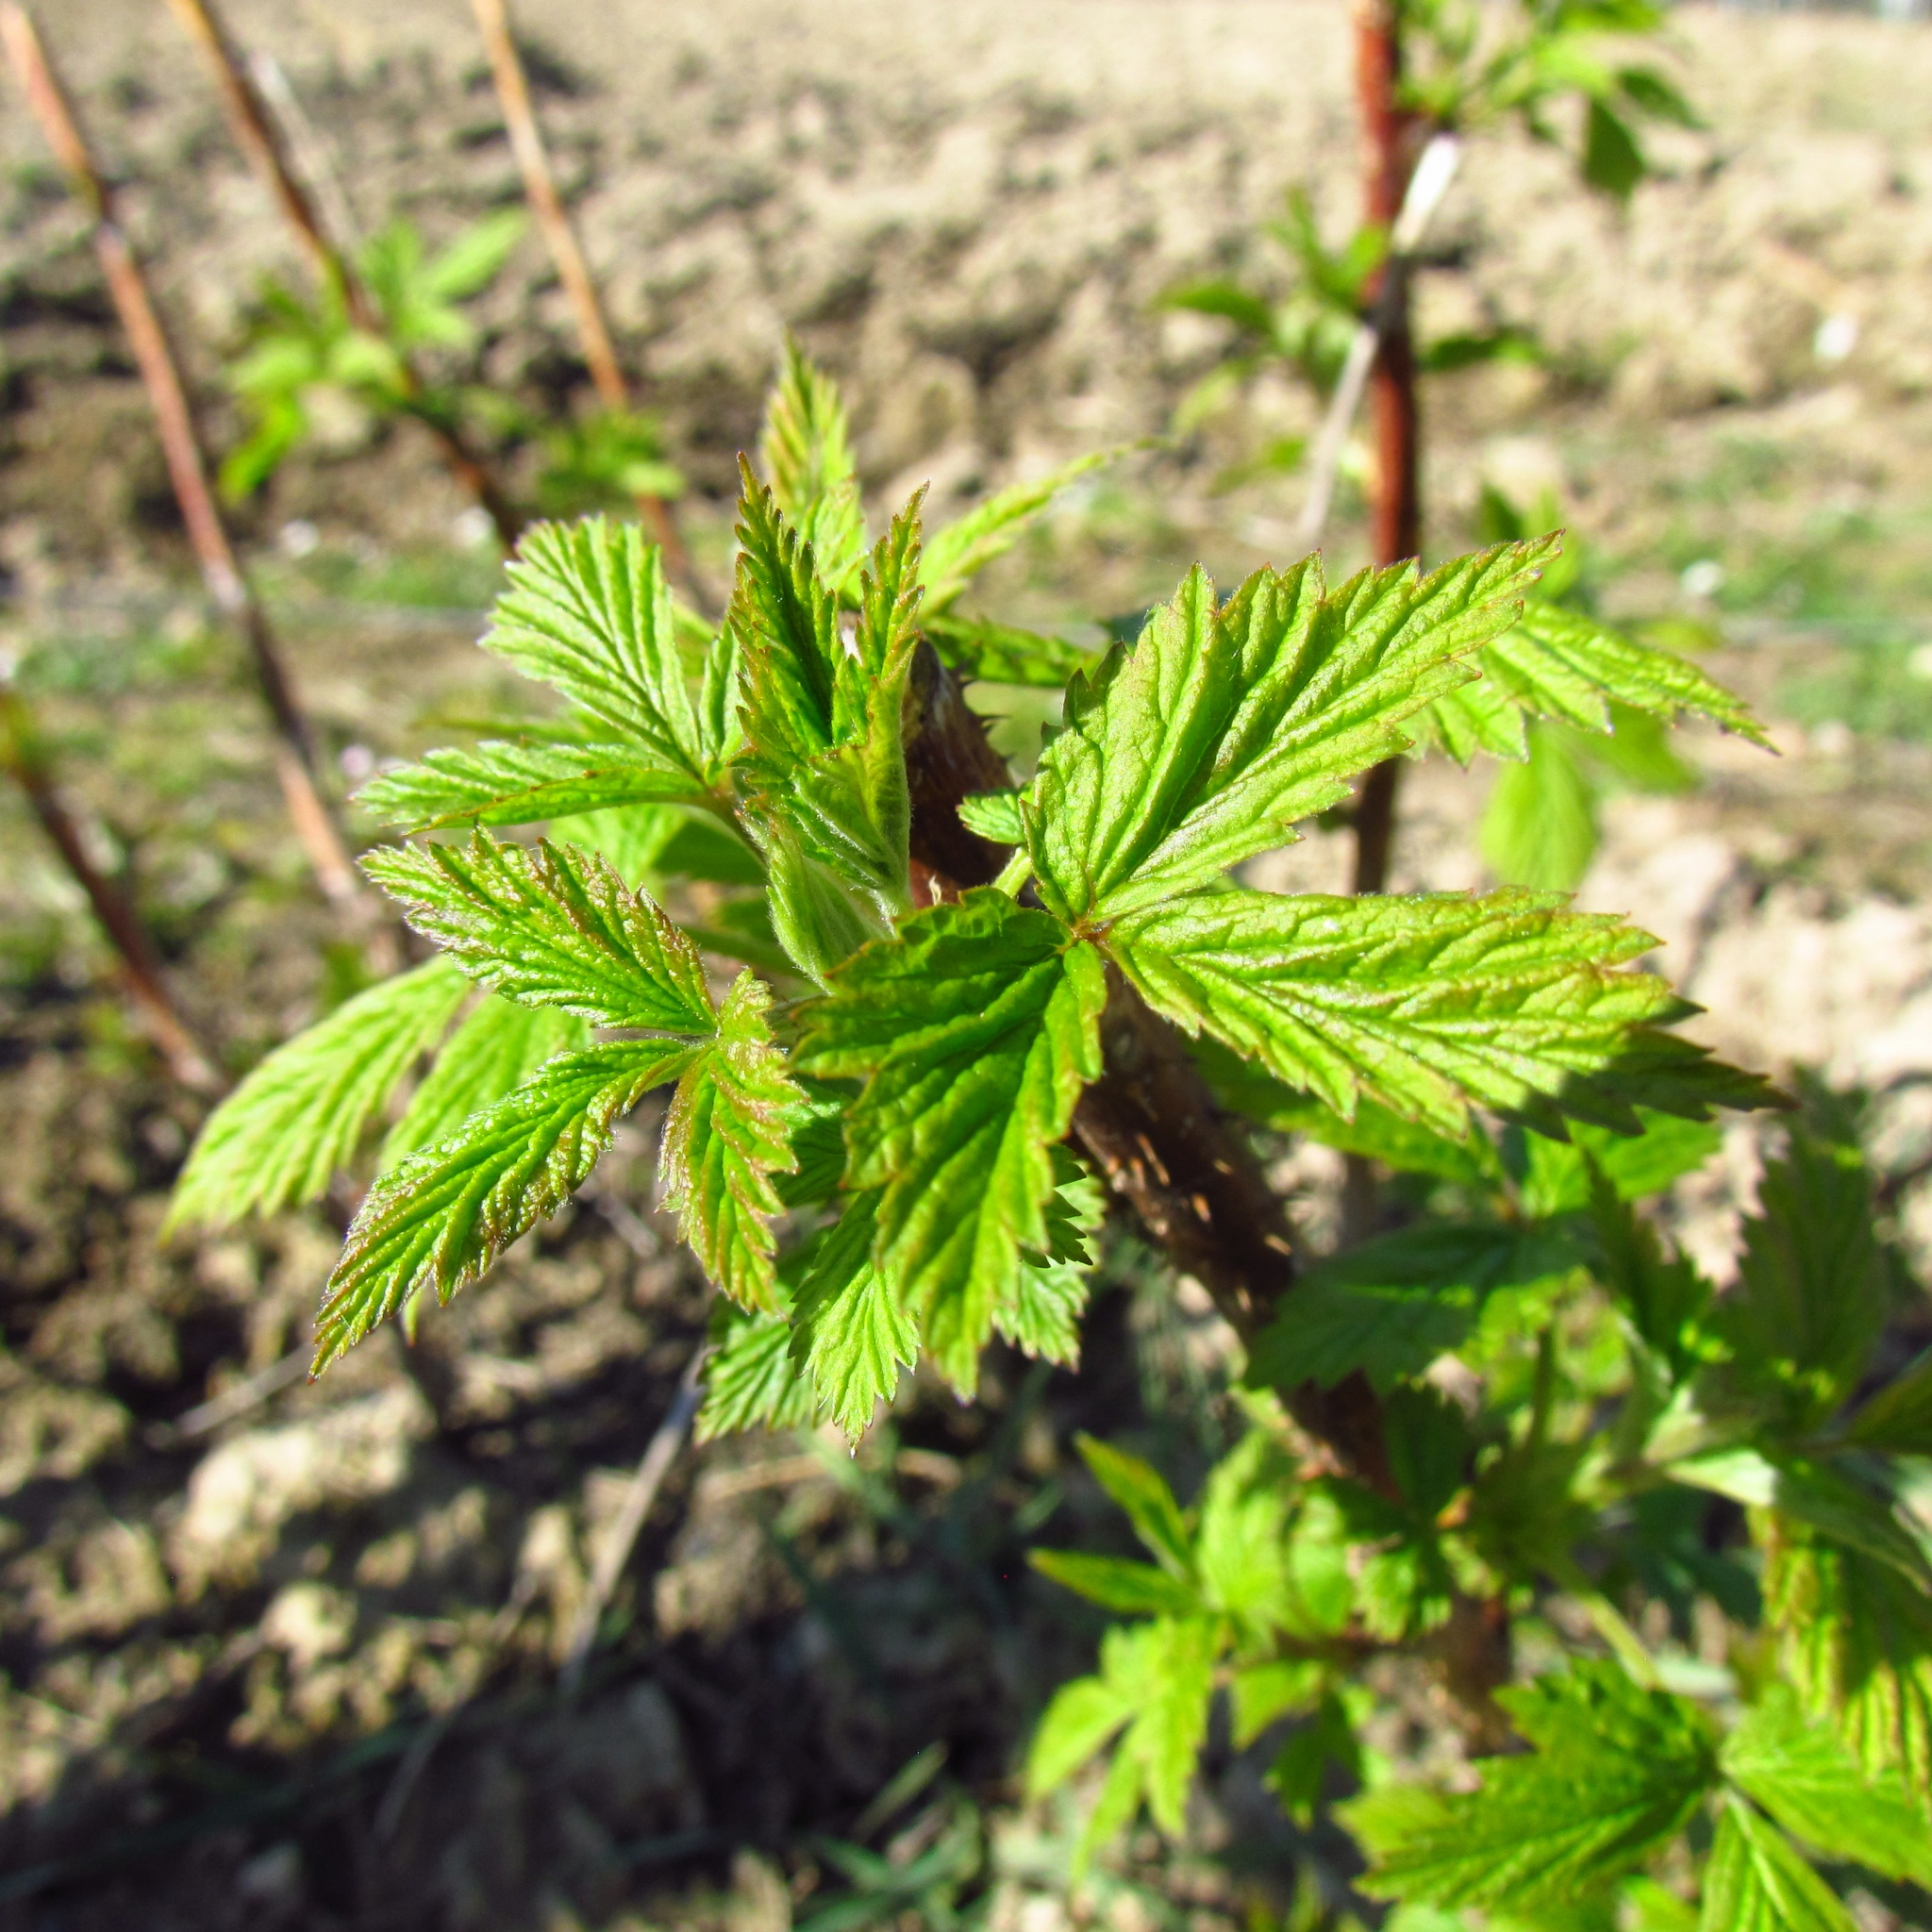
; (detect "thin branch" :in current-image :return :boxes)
[0,681,219,1091]
[146,1347,308,1445]
[1293,131,1461,557]
[559,1341,711,1691]
[0,4,360,909]
[246,49,362,260]
[161,0,525,549]
[466,0,688,577]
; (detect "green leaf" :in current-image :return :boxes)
[1247,1221,1582,1393]
[996,1152,1104,1365]
[418,208,526,303]
[1524,1109,1722,1218]
[919,451,1114,612]
[1195,1036,1506,1187]
[789,1191,918,1439]
[1109,886,1710,1139]
[1697,1799,1858,1932]
[482,518,709,783]
[1075,1434,1194,1577]
[661,973,802,1313]
[957,791,1025,844]
[1720,1685,1932,1886]
[1582,99,1647,201]
[1347,1661,1719,1914]
[1589,1172,1709,1375]
[733,479,922,912]
[1028,1551,1202,1618]
[1027,1669,1136,1799]
[758,340,866,592]
[1719,1132,1882,1427]
[168,959,469,1231]
[1669,1450,1932,1591]
[380,997,589,1164]
[1027,540,1557,924]
[1763,1518,1932,1794]
[1481,603,1767,745]
[362,833,716,1036]
[1158,278,1277,338]
[1269,1689,1362,1827]
[1481,724,1599,891]
[1230,1658,1325,1746]
[1195,1432,1295,1634]
[695,1303,817,1441]
[758,819,891,986]
[924,613,1096,688]
[796,890,1106,1391]
[355,741,704,833]
[313,1039,693,1370]
[1842,1348,1932,1457]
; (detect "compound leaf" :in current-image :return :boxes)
[482,518,708,782]
[1698,1798,1858,1932]
[169,958,468,1231]
[1028,540,1556,924]
[1347,1661,1718,1913]
[1075,1434,1194,1578]
[788,1191,918,1439]
[758,340,866,592]
[796,890,1106,1391]
[1720,1686,1932,1887]
[363,833,715,1036]
[1028,1551,1203,1618]
[314,1039,693,1370]
[696,1303,816,1441]
[924,612,1096,688]
[1109,886,1719,1138]
[356,740,705,833]
[661,973,802,1313]
[381,996,590,1164]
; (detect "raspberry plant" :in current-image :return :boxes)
[170,353,1932,1924]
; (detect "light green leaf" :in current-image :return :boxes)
[1481,724,1599,891]
[1589,1172,1709,1376]
[796,890,1106,1391]
[919,451,1115,612]
[1109,886,1737,1139]
[1697,1798,1858,1932]
[1523,1108,1722,1219]
[1027,1672,1136,1799]
[923,613,1097,688]
[168,958,468,1231]
[1028,540,1557,924]
[381,997,589,1164]
[355,741,704,833]
[314,1039,693,1370]
[758,340,866,593]
[958,791,1024,844]
[1075,1434,1194,1578]
[1763,1518,1932,1794]
[362,833,716,1036]
[1347,1661,1719,1913]
[696,1304,816,1441]
[758,818,891,986]
[1195,1432,1294,1634]
[1028,1551,1202,1618]
[1481,602,1768,745]
[1720,1685,1932,1886]
[482,518,709,782]
[787,1192,918,1439]
[418,207,526,303]
[733,479,923,912]
[661,973,802,1313]
[1230,1659,1325,1746]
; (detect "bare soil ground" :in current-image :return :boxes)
[2,3,1932,1927]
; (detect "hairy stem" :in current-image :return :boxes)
[163,0,525,551]
[0,5,361,910]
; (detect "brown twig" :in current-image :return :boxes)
[162,0,524,549]
[0,4,361,909]
[0,683,219,1090]
[467,0,687,576]
[559,1341,711,1691]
